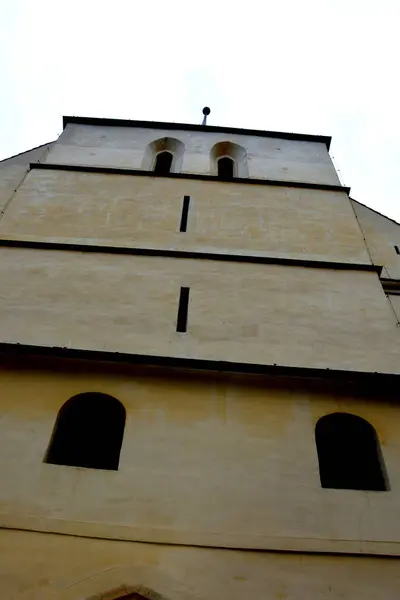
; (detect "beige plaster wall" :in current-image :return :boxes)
[0,170,369,264]
[0,362,400,555]
[0,163,28,211]
[388,294,400,322]
[0,143,52,213]
[352,200,400,279]
[44,124,340,185]
[0,249,397,373]
[1,528,400,600]
[0,143,52,167]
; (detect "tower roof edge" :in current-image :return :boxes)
[62,116,332,150]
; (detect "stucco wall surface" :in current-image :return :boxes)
[0,144,52,212]
[0,170,369,264]
[0,143,52,167]
[0,363,400,554]
[1,528,400,600]
[352,200,400,279]
[44,124,340,185]
[0,164,28,211]
[0,249,397,373]
[388,294,400,322]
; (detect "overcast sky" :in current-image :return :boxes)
[1,0,399,220]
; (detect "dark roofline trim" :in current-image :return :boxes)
[62,115,332,150]
[30,162,350,194]
[351,197,400,228]
[0,238,381,274]
[381,279,400,295]
[0,141,54,164]
[0,342,398,387]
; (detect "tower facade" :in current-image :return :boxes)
[0,116,400,599]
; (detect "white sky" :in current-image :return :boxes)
[0,0,399,220]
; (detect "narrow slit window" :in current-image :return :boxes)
[395,245,400,255]
[217,156,234,180]
[176,286,190,332]
[180,196,190,232]
[154,151,173,175]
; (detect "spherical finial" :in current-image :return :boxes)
[202,106,211,116]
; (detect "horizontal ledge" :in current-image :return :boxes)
[0,239,380,273]
[0,342,398,386]
[62,115,332,150]
[381,279,400,295]
[2,517,400,557]
[29,162,350,193]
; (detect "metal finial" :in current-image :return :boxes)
[202,106,211,125]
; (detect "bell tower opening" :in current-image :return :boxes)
[217,156,235,180]
[154,150,173,174]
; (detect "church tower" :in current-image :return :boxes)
[0,113,399,599]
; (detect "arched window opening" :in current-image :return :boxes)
[315,412,388,491]
[210,141,248,178]
[104,586,167,600]
[218,156,235,180]
[153,151,173,175]
[143,137,184,173]
[45,392,126,470]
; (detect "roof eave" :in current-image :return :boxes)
[62,116,332,150]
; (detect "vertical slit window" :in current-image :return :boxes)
[395,245,400,255]
[176,287,190,332]
[180,196,190,232]
[154,151,173,175]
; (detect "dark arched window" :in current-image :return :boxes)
[113,592,161,600]
[315,412,388,491]
[154,151,173,174]
[217,156,235,180]
[45,392,126,470]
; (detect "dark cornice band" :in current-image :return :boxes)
[62,115,332,150]
[30,162,350,194]
[0,239,381,274]
[0,342,398,387]
[381,279,400,295]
